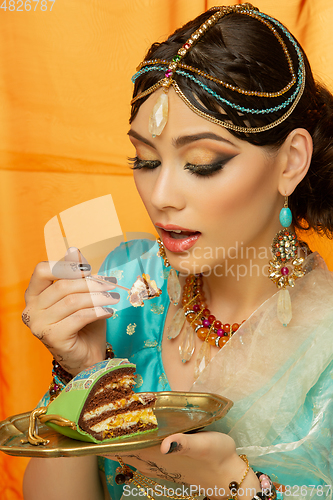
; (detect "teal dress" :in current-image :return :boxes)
[98,239,333,500]
[98,239,172,499]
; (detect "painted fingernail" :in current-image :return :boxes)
[102,307,114,315]
[166,441,181,454]
[109,292,120,299]
[78,264,91,271]
[99,276,117,283]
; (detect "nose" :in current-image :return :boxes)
[150,163,186,212]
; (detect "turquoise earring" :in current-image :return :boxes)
[268,196,305,326]
[279,196,293,227]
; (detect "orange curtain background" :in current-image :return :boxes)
[1,1,333,498]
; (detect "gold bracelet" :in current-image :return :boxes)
[49,343,114,401]
[228,455,250,500]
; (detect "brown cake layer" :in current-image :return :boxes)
[84,385,134,408]
[77,364,157,441]
[83,366,136,407]
[79,395,156,432]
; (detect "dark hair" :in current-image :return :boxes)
[130,9,333,236]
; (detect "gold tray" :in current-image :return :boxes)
[0,392,232,458]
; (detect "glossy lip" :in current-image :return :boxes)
[155,223,199,233]
[158,227,201,253]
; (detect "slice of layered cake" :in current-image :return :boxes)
[78,362,157,440]
[39,359,158,443]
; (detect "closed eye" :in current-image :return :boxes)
[128,156,161,170]
[128,155,236,176]
[185,156,235,177]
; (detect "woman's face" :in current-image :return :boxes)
[129,89,284,275]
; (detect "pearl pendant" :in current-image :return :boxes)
[148,92,168,137]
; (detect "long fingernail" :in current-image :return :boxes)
[102,307,114,314]
[166,442,181,454]
[97,276,117,283]
[110,292,120,299]
[67,247,80,254]
[78,264,91,271]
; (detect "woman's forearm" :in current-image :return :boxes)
[23,456,106,500]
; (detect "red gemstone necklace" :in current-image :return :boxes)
[182,274,245,349]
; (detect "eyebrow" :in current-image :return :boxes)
[127,130,235,149]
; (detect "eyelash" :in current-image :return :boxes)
[128,156,160,171]
[128,156,232,178]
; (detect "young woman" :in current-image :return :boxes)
[23,4,333,500]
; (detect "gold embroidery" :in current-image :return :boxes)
[111,309,118,320]
[136,374,143,388]
[312,403,321,416]
[321,428,330,438]
[97,457,105,472]
[158,373,168,390]
[144,340,158,348]
[141,251,153,260]
[106,474,114,486]
[108,270,124,281]
[151,304,164,315]
[126,323,137,335]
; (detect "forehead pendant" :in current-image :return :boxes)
[149,91,168,138]
[132,3,305,137]
[148,57,176,137]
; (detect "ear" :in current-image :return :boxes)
[278,128,313,196]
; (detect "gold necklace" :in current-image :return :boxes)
[182,274,244,349]
[166,273,245,379]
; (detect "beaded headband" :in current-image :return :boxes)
[131,3,305,136]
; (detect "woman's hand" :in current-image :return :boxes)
[104,431,260,499]
[22,248,120,375]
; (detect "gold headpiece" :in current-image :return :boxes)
[131,3,305,136]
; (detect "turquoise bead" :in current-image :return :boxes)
[280,207,292,227]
